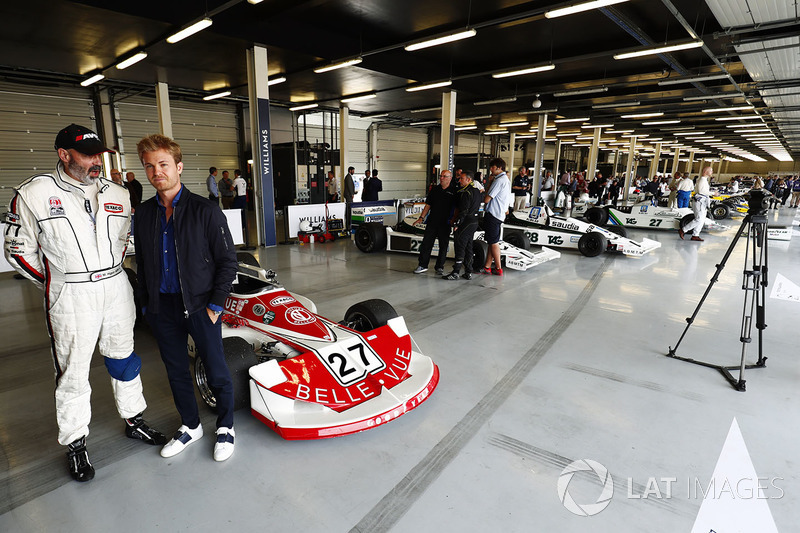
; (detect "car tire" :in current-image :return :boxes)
[605,225,628,238]
[711,203,731,220]
[503,230,530,250]
[680,214,695,229]
[577,231,607,257]
[194,336,254,411]
[354,222,387,253]
[344,299,399,332]
[236,252,260,267]
[584,206,609,225]
[472,239,488,269]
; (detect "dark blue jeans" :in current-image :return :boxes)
[147,294,234,430]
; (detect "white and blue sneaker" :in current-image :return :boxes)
[213,428,235,462]
[160,424,203,458]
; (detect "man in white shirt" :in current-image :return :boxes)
[680,166,712,241]
[481,158,512,275]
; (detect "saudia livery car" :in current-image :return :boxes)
[573,203,729,233]
[503,205,661,257]
[188,258,438,440]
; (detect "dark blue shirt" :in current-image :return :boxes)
[158,187,183,294]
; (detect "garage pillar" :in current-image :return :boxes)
[649,142,662,179]
[440,91,457,172]
[247,45,277,247]
[155,82,173,139]
[531,113,547,202]
[586,126,601,179]
[672,147,681,175]
[554,139,562,178]
[623,135,637,202]
[508,132,516,183]
[686,150,695,175]
[339,104,349,194]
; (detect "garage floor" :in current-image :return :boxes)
[1,206,798,532]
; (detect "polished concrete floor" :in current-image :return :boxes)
[1,206,799,532]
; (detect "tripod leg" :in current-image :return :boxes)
[755,217,769,367]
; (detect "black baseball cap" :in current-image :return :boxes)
[54,124,114,155]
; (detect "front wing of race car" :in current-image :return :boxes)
[474,232,561,270]
[247,315,439,440]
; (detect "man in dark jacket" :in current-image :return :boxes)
[363,169,382,201]
[134,134,238,462]
[413,170,454,274]
[443,170,482,280]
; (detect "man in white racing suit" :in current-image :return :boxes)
[679,165,713,242]
[3,124,165,482]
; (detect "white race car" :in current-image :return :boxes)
[573,203,729,233]
[354,214,560,271]
[503,205,661,257]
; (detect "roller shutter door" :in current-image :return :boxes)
[375,125,427,199]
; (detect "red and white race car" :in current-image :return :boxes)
[189,256,439,440]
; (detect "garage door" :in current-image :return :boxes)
[375,125,427,199]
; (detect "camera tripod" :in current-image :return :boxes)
[667,211,769,391]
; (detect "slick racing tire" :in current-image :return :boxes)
[344,299,399,332]
[354,222,387,253]
[195,336,254,411]
[605,225,628,238]
[577,231,608,257]
[503,230,530,250]
[584,206,609,226]
[236,252,260,267]
[472,239,488,269]
[680,214,695,229]
[711,202,731,220]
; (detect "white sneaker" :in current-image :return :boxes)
[160,424,203,458]
[413,266,427,274]
[213,427,235,462]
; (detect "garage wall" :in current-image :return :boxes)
[375,124,428,199]
[0,81,96,209]
[116,96,241,193]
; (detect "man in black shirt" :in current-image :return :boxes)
[443,170,482,280]
[126,171,143,209]
[413,170,454,275]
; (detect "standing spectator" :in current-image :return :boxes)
[127,171,143,210]
[343,166,356,203]
[326,170,339,202]
[791,176,800,208]
[363,169,382,201]
[4,124,165,482]
[781,176,794,205]
[110,168,124,185]
[443,170,482,280]
[645,176,660,206]
[679,165,713,242]
[473,171,485,192]
[667,172,680,208]
[677,173,694,208]
[555,171,571,210]
[413,170,454,275]
[512,166,530,211]
[206,166,219,204]
[232,170,247,211]
[608,178,621,207]
[541,171,554,192]
[481,157,512,276]
[219,170,234,209]
[134,134,238,462]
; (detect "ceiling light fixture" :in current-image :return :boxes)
[614,40,703,60]
[591,100,641,109]
[642,120,681,125]
[405,29,477,52]
[411,107,441,113]
[341,93,377,103]
[203,90,231,101]
[518,108,559,115]
[474,96,517,106]
[554,117,590,123]
[674,131,706,136]
[483,130,508,135]
[553,87,608,97]
[621,112,664,119]
[555,132,581,137]
[702,105,755,113]
[492,63,555,79]
[410,120,438,126]
[459,114,492,120]
[289,103,318,112]
[116,51,148,70]
[363,113,389,119]
[715,115,762,121]
[658,73,730,86]
[80,73,104,87]
[167,18,213,44]
[407,80,453,92]
[455,125,478,131]
[314,57,363,73]
[580,123,614,128]
[267,76,287,86]
[606,129,634,133]
[545,0,630,19]
[683,92,744,101]
[499,121,529,127]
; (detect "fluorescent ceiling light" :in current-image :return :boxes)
[555,132,580,137]
[474,96,517,106]
[658,73,730,86]
[674,131,706,136]
[715,115,762,121]
[576,136,595,140]
[606,129,634,133]
[518,108,559,115]
[702,105,755,113]
[621,134,645,138]
[581,123,613,128]
[455,125,478,131]
[363,113,389,119]
[614,40,703,60]
[314,57,363,73]
[492,63,555,79]
[116,51,148,70]
[80,73,104,87]
[407,80,452,92]
[203,90,231,101]
[247,0,264,4]
[410,120,438,126]
[167,18,213,44]
[341,93,377,103]
[690,136,715,140]
[411,107,441,113]
[545,0,630,19]
[643,120,681,125]
[728,124,767,129]
[554,117,589,123]
[621,112,663,119]
[289,103,318,111]
[405,29,477,52]
[683,92,744,101]
[267,76,287,86]
[483,130,508,135]
[553,87,608,97]
[459,114,492,120]
[499,121,529,127]
[592,100,640,109]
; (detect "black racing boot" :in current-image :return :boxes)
[67,436,95,482]
[125,413,167,445]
